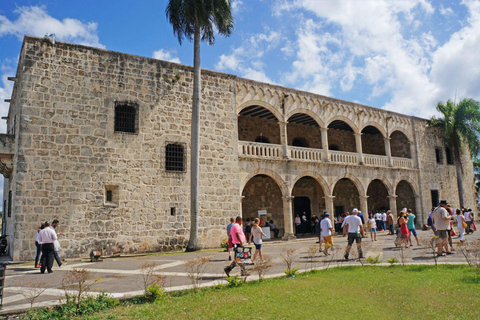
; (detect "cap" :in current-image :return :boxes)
[324,212,330,216]
[440,200,448,205]
[352,208,359,213]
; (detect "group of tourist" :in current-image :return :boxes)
[34,219,64,274]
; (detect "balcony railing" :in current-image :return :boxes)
[238,141,283,159]
[363,154,388,167]
[288,146,323,162]
[329,150,358,165]
[238,141,415,169]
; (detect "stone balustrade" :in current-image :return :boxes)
[238,141,415,169]
[288,146,323,162]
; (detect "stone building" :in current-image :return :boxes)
[1,36,476,261]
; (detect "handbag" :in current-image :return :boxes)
[462,221,468,229]
[54,240,62,252]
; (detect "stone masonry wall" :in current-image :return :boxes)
[238,115,280,144]
[9,37,240,260]
[328,129,355,152]
[287,123,322,148]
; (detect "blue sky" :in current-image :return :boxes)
[1,1,480,206]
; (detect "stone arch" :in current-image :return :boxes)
[238,100,283,122]
[238,104,281,144]
[390,129,412,158]
[290,173,331,196]
[366,179,391,214]
[291,176,326,234]
[327,115,359,133]
[367,176,393,195]
[241,169,288,197]
[287,112,323,149]
[388,127,413,142]
[331,173,366,197]
[286,108,325,128]
[327,118,357,153]
[396,176,419,196]
[360,122,387,137]
[332,177,361,216]
[395,179,417,217]
[361,125,386,156]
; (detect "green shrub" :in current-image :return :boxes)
[221,241,228,249]
[226,275,244,287]
[366,254,381,265]
[387,257,399,265]
[284,268,299,277]
[146,283,165,301]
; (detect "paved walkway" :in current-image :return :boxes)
[2,229,478,315]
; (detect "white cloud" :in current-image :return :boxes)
[0,60,14,134]
[440,5,454,16]
[152,49,181,64]
[0,6,104,48]
[231,0,244,14]
[243,68,273,83]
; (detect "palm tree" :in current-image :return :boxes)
[166,0,234,251]
[429,98,480,207]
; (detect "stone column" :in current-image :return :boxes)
[389,195,398,216]
[321,127,330,162]
[355,132,364,165]
[409,142,417,168]
[384,137,393,166]
[282,196,296,240]
[240,196,245,218]
[324,196,335,224]
[359,195,368,218]
[279,121,289,159]
[414,195,423,228]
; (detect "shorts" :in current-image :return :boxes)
[347,233,362,246]
[408,228,417,237]
[253,242,262,250]
[322,235,333,246]
[227,238,233,249]
[438,230,448,239]
[370,228,376,234]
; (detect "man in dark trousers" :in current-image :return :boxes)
[51,219,64,267]
[224,216,247,277]
[39,221,57,273]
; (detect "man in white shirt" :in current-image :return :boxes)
[432,200,452,256]
[320,213,333,255]
[344,208,365,260]
[464,209,473,234]
[374,211,382,231]
[382,211,387,231]
[39,221,57,274]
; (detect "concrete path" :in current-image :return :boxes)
[2,229,478,316]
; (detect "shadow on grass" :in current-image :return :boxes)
[461,274,480,284]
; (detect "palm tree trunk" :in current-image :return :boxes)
[454,146,465,207]
[186,25,201,252]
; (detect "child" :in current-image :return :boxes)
[368,213,377,241]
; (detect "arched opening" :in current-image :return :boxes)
[362,126,386,156]
[329,144,339,151]
[242,174,284,236]
[333,178,360,219]
[292,177,325,235]
[328,120,355,152]
[287,113,322,149]
[367,179,390,213]
[390,131,411,158]
[238,106,280,144]
[396,180,416,218]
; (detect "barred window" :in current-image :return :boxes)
[435,147,443,164]
[166,143,186,172]
[431,190,439,208]
[446,147,454,165]
[114,102,138,134]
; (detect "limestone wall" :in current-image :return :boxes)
[238,115,280,144]
[8,37,240,260]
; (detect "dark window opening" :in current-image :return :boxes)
[106,190,113,202]
[292,137,309,148]
[254,135,270,143]
[431,190,439,208]
[446,147,454,165]
[435,147,443,164]
[7,191,11,217]
[166,143,185,172]
[114,102,137,134]
[329,144,339,151]
[170,207,176,216]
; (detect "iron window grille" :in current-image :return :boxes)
[114,101,138,134]
[165,142,186,172]
[435,147,443,164]
[445,147,454,165]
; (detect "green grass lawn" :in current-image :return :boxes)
[83,265,479,320]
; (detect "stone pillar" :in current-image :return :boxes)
[384,137,393,166]
[282,196,296,240]
[321,127,330,162]
[359,195,368,219]
[279,121,288,159]
[324,196,335,224]
[240,196,245,217]
[414,195,423,228]
[389,195,398,216]
[355,132,364,165]
[409,142,417,168]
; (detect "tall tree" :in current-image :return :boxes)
[166,0,234,251]
[429,98,480,207]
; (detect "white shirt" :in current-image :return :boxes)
[382,213,387,221]
[346,215,363,233]
[295,217,301,225]
[374,213,381,220]
[302,215,307,222]
[251,226,263,245]
[320,218,332,237]
[39,227,57,244]
[36,230,41,244]
[455,215,465,229]
[464,211,472,222]
[341,216,350,228]
[368,218,376,229]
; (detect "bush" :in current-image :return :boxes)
[226,275,244,287]
[146,283,165,301]
[366,254,381,265]
[387,257,399,265]
[284,268,299,277]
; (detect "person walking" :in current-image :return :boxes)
[454,209,466,242]
[386,210,394,235]
[50,219,63,267]
[374,211,383,231]
[382,211,387,232]
[341,212,350,237]
[244,218,252,244]
[464,209,473,234]
[268,220,280,238]
[226,218,234,261]
[39,221,57,274]
[397,212,410,248]
[224,216,247,277]
[344,209,365,260]
[367,213,377,241]
[321,213,333,255]
[34,223,45,269]
[406,209,419,246]
[251,218,267,262]
[295,214,301,235]
[432,200,453,256]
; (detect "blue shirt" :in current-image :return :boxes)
[226,223,234,239]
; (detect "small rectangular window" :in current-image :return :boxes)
[114,101,138,134]
[106,190,113,202]
[446,147,454,165]
[435,147,443,164]
[431,190,439,208]
[104,185,119,206]
[170,207,176,216]
[165,142,186,172]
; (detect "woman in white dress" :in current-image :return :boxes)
[251,218,267,262]
[455,208,466,242]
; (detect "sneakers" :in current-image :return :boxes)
[34,265,41,269]
[344,254,349,260]
[224,267,230,277]
[228,256,232,261]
